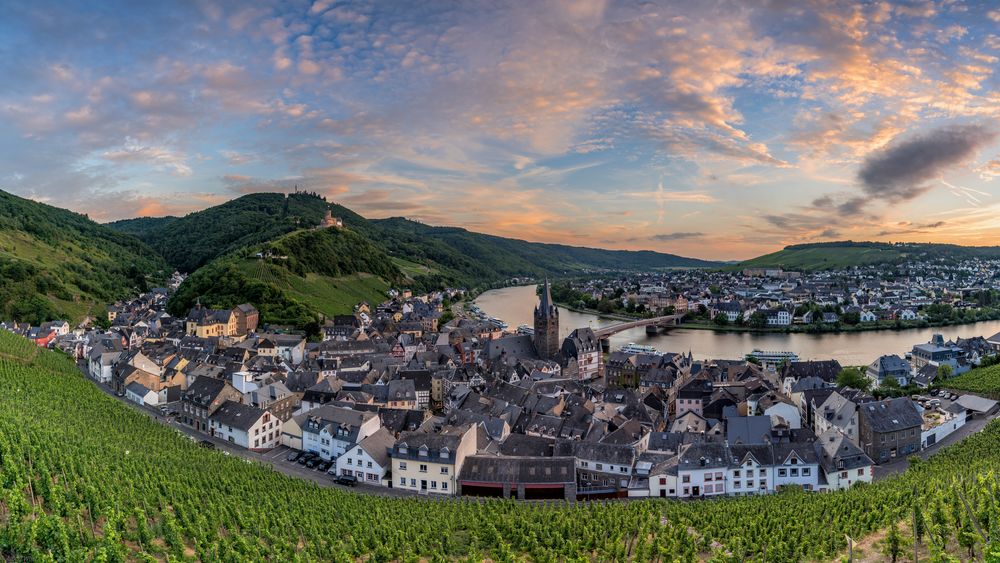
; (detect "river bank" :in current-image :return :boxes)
[477,285,1000,365]
[552,299,1000,336]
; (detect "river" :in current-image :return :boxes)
[474,285,1000,366]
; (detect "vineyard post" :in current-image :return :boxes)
[912,501,918,563]
[845,534,853,562]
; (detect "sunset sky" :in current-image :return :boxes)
[2,1,1000,260]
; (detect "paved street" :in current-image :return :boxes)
[79,361,998,495]
[77,362,417,498]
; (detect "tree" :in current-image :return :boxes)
[936,364,953,381]
[713,313,729,326]
[836,367,870,392]
[880,523,904,563]
[747,311,767,329]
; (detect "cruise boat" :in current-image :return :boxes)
[747,349,799,364]
[516,324,535,336]
[619,342,662,356]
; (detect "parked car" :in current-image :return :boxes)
[286,451,302,462]
[199,440,215,449]
[334,474,358,487]
[316,460,331,472]
[950,394,959,401]
[305,457,322,469]
[298,453,317,465]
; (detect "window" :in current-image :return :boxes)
[419,464,428,473]
[802,468,811,476]
[857,468,864,476]
[357,448,363,455]
[778,468,787,477]
[841,471,848,478]
[715,472,723,480]
[620,467,627,473]
[400,476,405,485]
[441,482,447,491]
[734,470,741,478]
[367,461,373,468]
[682,475,690,483]
[346,458,353,466]
[399,462,407,471]
[790,468,799,477]
[430,481,437,489]
[440,467,448,474]
[734,481,741,489]
[705,473,713,482]
[410,479,416,487]
[683,487,690,495]
[582,461,589,468]
[747,481,753,488]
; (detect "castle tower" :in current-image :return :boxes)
[533,278,560,360]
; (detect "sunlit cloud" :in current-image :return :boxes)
[1,0,1000,260]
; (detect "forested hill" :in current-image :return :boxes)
[167,226,403,328]
[107,192,717,282]
[362,217,719,287]
[0,189,169,324]
[107,192,364,273]
[736,241,1000,271]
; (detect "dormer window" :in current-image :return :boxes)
[440,447,450,459]
[418,445,429,457]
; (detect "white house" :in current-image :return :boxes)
[815,428,874,491]
[677,443,731,497]
[859,310,877,323]
[125,382,158,406]
[727,446,772,495]
[813,391,860,444]
[771,444,820,491]
[301,405,381,461]
[209,400,282,451]
[333,427,395,485]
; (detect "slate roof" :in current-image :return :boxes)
[859,398,922,432]
[574,442,637,466]
[356,428,395,467]
[815,428,873,472]
[210,400,267,431]
[726,416,773,445]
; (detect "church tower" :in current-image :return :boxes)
[533,278,560,360]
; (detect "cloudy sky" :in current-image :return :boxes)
[2,0,1000,260]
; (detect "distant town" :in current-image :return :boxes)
[554,259,1000,333]
[4,274,999,501]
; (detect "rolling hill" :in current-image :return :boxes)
[107,192,366,273]
[167,226,403,328]
[735,241,1000,271]
[109,191,716,281]
[0,190,169,324]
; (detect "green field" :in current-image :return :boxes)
[2,333,1000,561]
[734,246,908,271]
[946,363,1000,398]
[238,260,389,318]
[391,256,438,279]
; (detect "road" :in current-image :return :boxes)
[76,361,997,496]
[77,361,418,498]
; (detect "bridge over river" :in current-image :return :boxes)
[593,314,685,351]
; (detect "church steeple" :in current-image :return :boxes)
[533,277,560,360]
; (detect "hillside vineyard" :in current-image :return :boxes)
[1,332,999,561]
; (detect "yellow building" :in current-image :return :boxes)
[389,425,477,495]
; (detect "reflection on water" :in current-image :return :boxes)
[474,285,1000,366]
